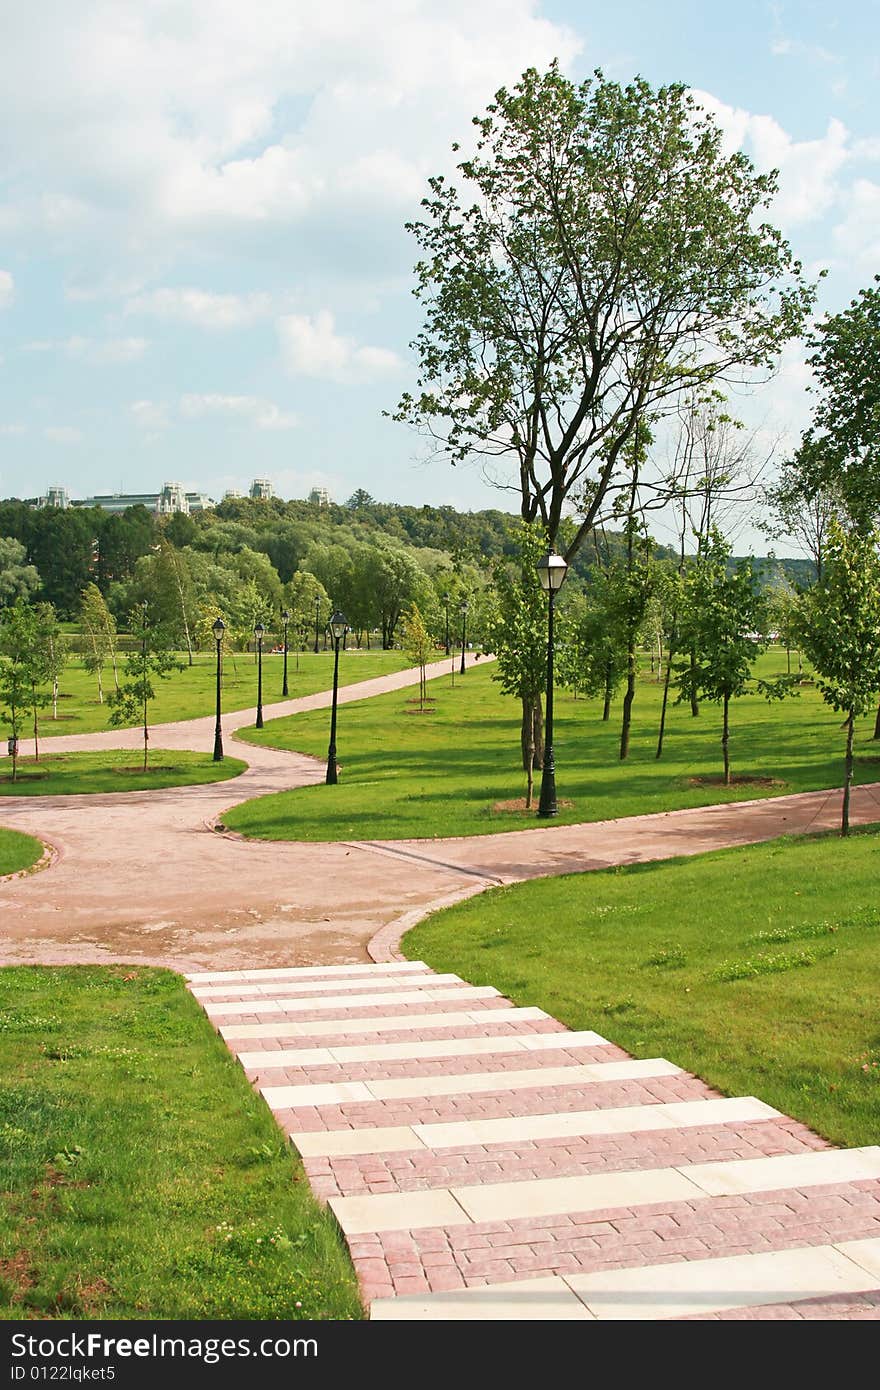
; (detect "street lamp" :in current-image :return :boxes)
[536,549,568,818]
[326,610,349,785]
[212,617,225,761]
[281,609,290,697]
[313,594,321,654]
[442,592,450,655]
[254,621,265,729]
[459,599,469,676]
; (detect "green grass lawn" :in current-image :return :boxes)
[0,828,45,876]
[37,648,411,739]
[0,967,362,1320]
[226,650,880,842]
[0,751,247,797]
[404,828,880,1149]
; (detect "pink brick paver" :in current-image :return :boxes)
[189,962,880,1320]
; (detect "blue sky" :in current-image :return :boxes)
[1,1,878,551]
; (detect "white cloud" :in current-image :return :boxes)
[180,393,297,430]
[278,310,401,382]
[832,178,880,270]
[25,335,148,364]
[44,426,82,444]
[692,91,850,226]
[0,2,579,263]
[131,400,170,431]
[126,286,274,328]
[0,269,13,308]
[0,423,26,435]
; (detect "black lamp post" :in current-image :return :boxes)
[313,594,321,653]
[442,592,450,655]
[254,621,265,729]
[325,610,349,785]
[281,609,290,697]
[536,549,568,818]
[212,617,225,761]
[459,599,469,676]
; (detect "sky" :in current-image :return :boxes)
[0,0,878,554]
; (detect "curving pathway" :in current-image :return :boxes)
[0,654,879,973]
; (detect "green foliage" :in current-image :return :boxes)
[801,278,880,529]
[0,537,40,607]
[79,583,118,703]
[488,524,550,705]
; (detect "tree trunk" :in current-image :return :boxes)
[602,662,612,721]
[722,691,731,786]
[97,668,103,705]
[31,685,39,763]
[786,645,791,676]
[532,696,544,769]
[111,645,120,691]
[842,710,854,835]
[52,677,59,720]
[521,698,535,809]
[656,647,673,759]
[873,697,880,741]
[143,690,149,773]
[690,650,699,717]
[619,635,636,760]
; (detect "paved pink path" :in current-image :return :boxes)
[195,961,880,1320]
[0,653,878,972]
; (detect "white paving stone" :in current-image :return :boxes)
[255,1060,682,1111]
[371,1276,592,1321]
[295,1126,423,1158]
[330,1188,468,1236]
[451,1166,703,1225]
[186,961,429,984]
[835,1237,880,1280]
[684,1145,880,1197]
[203,984,498,1018]
[412,1096,779,1151]
[191,973,465,1000]
[262,1080,374,1109]
[373,1241,880,1320]
[220,1005,551,1042]
[235,1029,613,1070]
[565,1242,880,1320]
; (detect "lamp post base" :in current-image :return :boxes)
[537,753,558,818]
[326,745,338,785]
[213,735,223,762]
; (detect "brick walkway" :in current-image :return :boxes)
[188,960,880,1321]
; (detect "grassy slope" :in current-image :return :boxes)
[225,652,880,842]
[404,829,880,1149]
[38,648,410,739]
[0,751,246,797]
[0,828,44,876]
[0,967,362,1320]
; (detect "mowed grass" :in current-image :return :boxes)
[0,828,44,876]
[0,967,362,1320]
[226,651,880,842]
[404,829,880,1149]
[0,751,246,797]
[39,648,411,739]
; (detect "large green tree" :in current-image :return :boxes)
[395,65,813,555]
[797,521,880,834]
[0,537,41,607]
